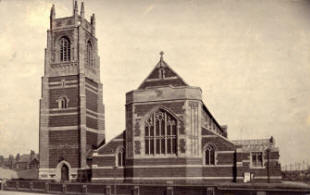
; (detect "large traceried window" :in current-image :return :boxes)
[60,37,71,62]
[86,41,93,66]
[204,145,215,165]
[145,109,177,155]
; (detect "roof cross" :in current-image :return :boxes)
[160,51,164,61]
[158,51,165,79]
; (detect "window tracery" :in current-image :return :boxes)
[144,109,177,155]
[204,145,216,165]
[60,37,71,62]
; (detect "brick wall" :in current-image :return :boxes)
[87,131,98,150]
[49,87,79,109]
[48,130,80,168]
[49,130,79,145]
[49,147,80,168]
[86,89,98,112]
[236,149,282,182]
[86,116,98,129]
[49,114,79,127]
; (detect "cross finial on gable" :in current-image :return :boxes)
[158,51,165,79]
[138,51,189,89]
[160,51,164,61]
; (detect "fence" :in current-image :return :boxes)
[3,180,310,195]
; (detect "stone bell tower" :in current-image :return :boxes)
[39,1,105,181]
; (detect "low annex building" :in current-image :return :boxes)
[39,1,282,184]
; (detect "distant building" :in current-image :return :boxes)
[39,1,282,183]
[0,152,39,170]
[2,156,14,169]
[15,154,39,170]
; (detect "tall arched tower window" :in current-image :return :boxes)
[204,145,216,165]
[145,109,177,155]
[60,37,71,62]
[86,41,93,66]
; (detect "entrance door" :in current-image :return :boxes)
[61,164,69,182]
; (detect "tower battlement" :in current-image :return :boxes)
[50,1,96,36]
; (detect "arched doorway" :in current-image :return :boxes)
[61,164,69,182]
[55,160,71,182]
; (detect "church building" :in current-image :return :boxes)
[39,1,282,184]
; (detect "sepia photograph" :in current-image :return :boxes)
[0,0,310,194]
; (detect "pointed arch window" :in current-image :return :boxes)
[57,96,69,109]
[145,109,177,155]
[86,41,93,66]
[204,145,216,165]
[116,148,125,167]
[60,37,71,62]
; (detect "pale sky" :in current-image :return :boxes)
[0,0,310,167]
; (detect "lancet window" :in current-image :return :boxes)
[204,145,216,165]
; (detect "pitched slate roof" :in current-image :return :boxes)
[138,51,188,89]
[94,130,126,154]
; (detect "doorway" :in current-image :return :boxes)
[61,164,69,182]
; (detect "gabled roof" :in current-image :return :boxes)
[138,52,188,89]
[93,130,126,154]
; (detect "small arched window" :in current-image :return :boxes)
[116,148,125,167]
[204,145,216,165]
[57,96,69,109]
[145,109,177,155]
[86,41,93,66]
[60,37,71,62]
